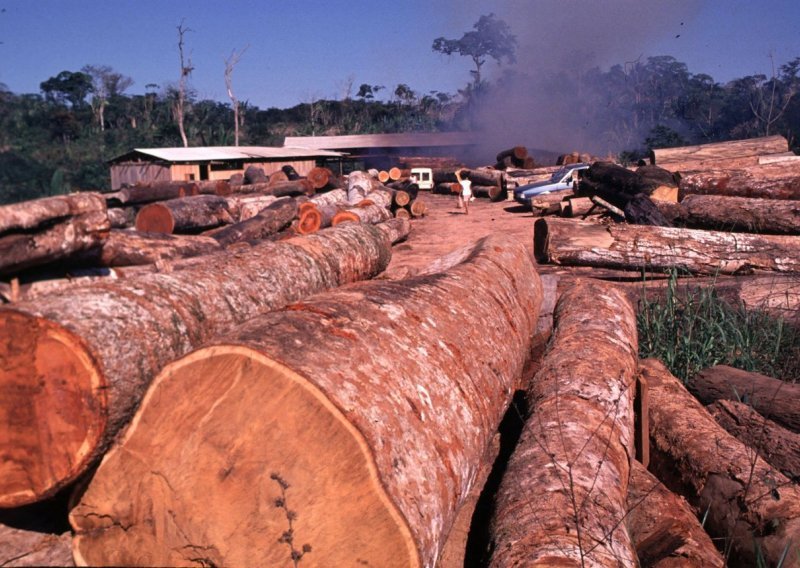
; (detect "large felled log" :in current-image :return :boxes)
[578,162,671,225]
[212,198,299,246]
[0,524,74,567]
[306,166,333,189]
[641,358,800,567]
[234,178,314,197]
[195,179,232,196]
[106,206,136,228]
[0,211,111,276]
[70,234,543,568]
[0,193,106,234]
[0,222,404,508]
[673,194,800,234]
[333,203,392,226]
[78,229,222,267]
[626,461,724,567]
[489,281,638,567]
[689,365,800,433]
[135,194,235,234]
[651,135,789,168]
[116,181,199,204]
[534,217,800,274]
[707,399,800,479]
[678,162,800,200]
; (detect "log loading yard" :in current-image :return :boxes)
[1,135,800,567]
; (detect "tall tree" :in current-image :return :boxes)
[175,20,193,147]
[432,13,517,90]
[40,71,94,108]
[82,65,133,131]
[224,46,248,146]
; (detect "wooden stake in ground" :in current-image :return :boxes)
[70,234,544,568]
[641,358,800,567]
[535,217,800,274]
[0,221,408,509]
[489,280,639,567]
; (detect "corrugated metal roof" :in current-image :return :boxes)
[110,146,344,163]
[283,132,479,150]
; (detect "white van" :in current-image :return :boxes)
[410,167,434,190]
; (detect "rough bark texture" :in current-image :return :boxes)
[78,229,222,267]
[641,358,800,568]
[707,399,800,480]
[70,234,543,568]
[675,194,800,234]
[135,194,235,234]
[0,524,74,567]
[0,222,400,508]
[626,461,724,568]
[116,181,198,204]
[489,281,639,567]
[678,162,800,200]
[211,198,299,246]
[106,207,136,229]
[0,193,106,234]
[0,211,111,276]
[651,135,789,169]
[688,365,800,433]
[534,217,800,274]
[333,203,392,226]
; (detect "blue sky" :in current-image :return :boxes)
[1,0,799,110]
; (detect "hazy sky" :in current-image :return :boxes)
[1,0,799,109]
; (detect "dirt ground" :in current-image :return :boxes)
[384,192,538,278]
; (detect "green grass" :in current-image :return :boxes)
[637,271,800,384]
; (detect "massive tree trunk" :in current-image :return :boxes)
[626,461,724,567]
[106,207,137,229]
[0,221,406,509]
[673,194,800,234]
[115,181,199,204]
[0,524,74,567]
[70,234,543,568]
[0,193,106,234]
[707,399,800,479]
[211,198,299,246]
[78,229,222,267]
[678,162,800,200]
[332,203,392,226]
[651,135,789,170]
[489,280,639,567]
[641,358,800,568]
[688,365,800,433]
[230,179,314,197]
[135,195,235,234]
[534,217,800,274]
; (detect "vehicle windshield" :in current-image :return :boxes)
[551,167,571,182]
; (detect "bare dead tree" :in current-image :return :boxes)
[224,45,249,146]
[175,20,194,147]
[751,53,796,136]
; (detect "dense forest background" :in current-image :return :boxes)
[0,53,798,205]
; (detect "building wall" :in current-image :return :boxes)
[110,163,170,189]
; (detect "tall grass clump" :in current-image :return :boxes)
[637,271,800,383]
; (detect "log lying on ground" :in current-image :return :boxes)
[688,365,800,432]
[626,461,724,567]
[135,194,235,234]
[212,198,299,246]
[678,162,800,200]
[78,229,222,267]
[0,193,106,234]
[106,206,136,228]
[333,203,392,226]
[230,178,314,197]
[651,135,789,169]
[70,234,543,568]
[641,358,800,567]
[489,281,639,567]
[0,221,405,508]
[534,217,800,274]
[673,194,800,234]
[195,179,232,196]
[0,524,73,567]
[115,181,198,204]
[707,399,800,480]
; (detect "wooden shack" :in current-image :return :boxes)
[108,146,345,189]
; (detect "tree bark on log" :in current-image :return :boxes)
[0,222,401,508]
[135,195,235,234]
[0,524,74,567]
[641,358,800,568]
[707,399,800,480]
[0,211,111,276]
[70,234,543,568]
[626,461,724,567]
[651,135,789,168]
[212,198,299,246]
[674,194,800,234]
[116,181,198,204]
[678,162,800,200]
[333,203,392,226]
[78,229,222,267]
[195,179,231,196]
[489,281,639,567]
[0,193,106,234]
[106,207,136,229]
[688,365,800,433]
[534,217,800,274]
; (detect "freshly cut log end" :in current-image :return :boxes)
[72,348,420,568]
[0,311,105,508]
[394,190,411,207]
[388,167,403,181]
[297,209,322,235]
[378,170,391,183]
[332,211,360,225]
[134,203,174,234]
[395,208,411,219]
[306,167,332,189]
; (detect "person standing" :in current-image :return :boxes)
[455,168,473,214]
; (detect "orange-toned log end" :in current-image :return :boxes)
[449,183,460,194]
[357,199,376,208]
[135,204,175,234]
[70,348,420,567]
[268,170,289,186]
[297,209,322,235]
[299,179,316,195]
[298,202,317,215]
[394,191,411,207]
[378,171,391,183]
[388,167,402,181]
[0,310,106,508]
[395,208,411,219]
[331,211,360,226]
[307,167,331,189]
[410,202,426,217]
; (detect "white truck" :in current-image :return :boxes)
[409,167,434,190]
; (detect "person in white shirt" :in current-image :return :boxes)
[455,168,473,214]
